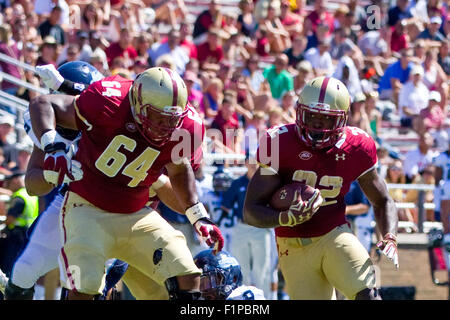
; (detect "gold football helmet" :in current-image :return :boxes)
[129,67,188,146]
[296,76,350,149]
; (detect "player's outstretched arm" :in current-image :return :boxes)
[243,166,283,228]
[358,168,399,268]
[25,145,54,196]
[153,175,185,214]
[29,94,78,140]
[166,159,224,252]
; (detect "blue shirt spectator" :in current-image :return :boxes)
[387,0,413,26]
[378,59,413,93]
[345,181,374,253]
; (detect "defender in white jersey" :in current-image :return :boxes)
[193,249,266,300]
[202,168,235,253]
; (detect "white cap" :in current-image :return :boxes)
[411,64,424,76]
[430,16,442,25]
[0,115,14,127]
[429,90,441,102]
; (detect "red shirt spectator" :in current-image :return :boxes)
[196,29,224,65]
[390,20,408,52]
[306,0,334,34]
[211,97,239,149]
[105,28,137,68]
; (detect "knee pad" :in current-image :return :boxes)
[164,277,201,300]
[5,279,34,300]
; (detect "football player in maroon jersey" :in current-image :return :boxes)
[28,67,224,300]
[244,76,398,300]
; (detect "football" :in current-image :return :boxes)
[269,182,318,211]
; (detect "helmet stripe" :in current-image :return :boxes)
[318,77,330,103]
[164,68,178,106]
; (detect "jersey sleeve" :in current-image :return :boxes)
[351,129,378,179]
[256,126,288,175]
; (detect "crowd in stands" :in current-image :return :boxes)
[0,0,449,299]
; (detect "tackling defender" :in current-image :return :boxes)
[193,249,265,300]
[244,76,398,300]
[28,67,224,300]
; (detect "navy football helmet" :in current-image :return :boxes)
[193,249,243,300]
[212,167,233,193]
[55,61,104,139]
[57,61,104,87]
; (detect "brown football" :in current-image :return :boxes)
[269,182,317,211]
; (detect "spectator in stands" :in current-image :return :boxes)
[241,111,267,157]
[279,0,302,34]
[211,93,240,153]
[268,105,284,128]
[237,0,257,39]
[36,35,58,67]
[107,2,140,43]
[148,28,189,75]
[348,93,371,134]
[105,28,137,69]
[0,24,22,113]
[293,60,313,94]
[412,39,427,64]
[179,21,198,60]
[193,0,225,41]
[184,70,204,115]
[259,2,291,53]
[417,91,445,131]
[398,64,430,130]
[24,12,39,44]
[196,28,224,67]
[38,6,65,45]
[86,30,108,72]
[422,48,448,110]
[279,90,296,124]
[255,26,270,57]
[201,77,223,121]
[358,27,389,59]
[332,54,362,99]
[283,34,306,69]
[243,56,265,96]
[387,0,413,27]
[378,48,413,102]
[390,19,409,53]
[0,115,17,170]
[330,27,358,61]
[262,53,294,100]
[384,160,416,231]
[404,165,437,224]
[57,43,80,67]
[79,2,103,32]
[305,22,328,51]
[418,16,446,42]
[365,91,383,138]
[403,132,439,183]
[305,0,334,34]
[437,39,450,75]
[304,37,333,77]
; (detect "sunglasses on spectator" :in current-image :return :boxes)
[389,166,402,171]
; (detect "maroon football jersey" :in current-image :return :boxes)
[71,75,205,213]
[257,124,377,238]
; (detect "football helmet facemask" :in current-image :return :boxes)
[194,249,243,300]
[129,67,188,147]
[296,76,350,149]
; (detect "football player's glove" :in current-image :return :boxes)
[376,233,399,269]
[186,202,224,253]
[279,189,323,227]
[36,64,64,91]
[41,130,76,186]
[43,160,83,185]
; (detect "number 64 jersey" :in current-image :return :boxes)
[256,123,378,238]
[70,75,205,213]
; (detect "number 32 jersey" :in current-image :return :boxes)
[257,124,378,238]
[70,75,205,213]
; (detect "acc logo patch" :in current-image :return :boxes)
[126,122,137,132]
[299,151,312,160]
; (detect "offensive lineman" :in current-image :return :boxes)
[244,76,399,300]
[28,67,224,300]
[0,62,188,300]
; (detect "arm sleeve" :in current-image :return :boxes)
[58,79,87,95]
[7,197,26,219]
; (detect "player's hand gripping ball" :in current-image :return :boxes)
[270,182,323,227]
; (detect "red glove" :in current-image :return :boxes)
[43,150,76,185]
[194,219,224,254]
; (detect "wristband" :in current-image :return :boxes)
[59,79,86,95]
[40,130,57,150]
[383,233,397,243]
[185,202,210,225]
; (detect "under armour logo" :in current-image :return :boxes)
[279,249,289,257]
[335,154,346,161]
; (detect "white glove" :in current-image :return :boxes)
[36,64,64,91]
[376,233,399,269]
[43,160,83,185]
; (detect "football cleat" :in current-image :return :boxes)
[296,76,350,149]
[129,67,188,147]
